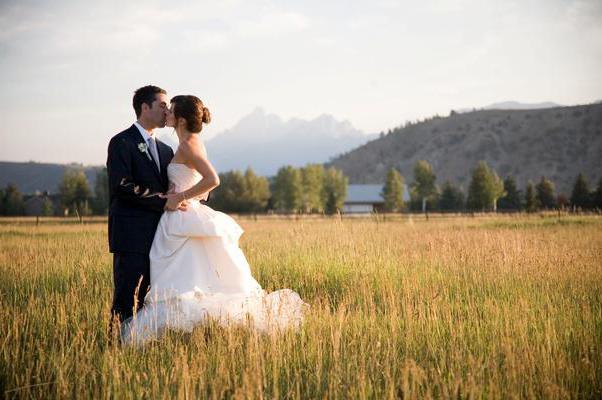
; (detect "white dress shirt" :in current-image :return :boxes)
[134,121,160,171]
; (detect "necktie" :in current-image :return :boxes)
[147,137,160,171]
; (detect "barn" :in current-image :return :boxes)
[342,184,410,213]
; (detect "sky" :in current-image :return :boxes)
[1,0,601,165]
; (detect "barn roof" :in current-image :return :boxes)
[345,184,410,204]
[345,184,384,203]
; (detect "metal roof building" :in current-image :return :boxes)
[343,184,410,213]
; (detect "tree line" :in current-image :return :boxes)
[380,160,602,213]
[0,169,109,217]
[1,160,600,216]
[0,164,349,216]
[207,165,348,214]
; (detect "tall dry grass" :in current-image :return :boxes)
[1,215,601,399]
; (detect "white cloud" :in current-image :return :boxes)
[235,11,310,37]
[0,0,601,164]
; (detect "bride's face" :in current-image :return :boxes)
[166,104,176,128]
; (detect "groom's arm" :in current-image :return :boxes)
[107,136,166,212]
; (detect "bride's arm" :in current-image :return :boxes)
[193,140,212,201]
[165,138,219,208]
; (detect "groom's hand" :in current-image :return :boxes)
[162,193,189,211]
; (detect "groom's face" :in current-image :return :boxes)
[147,93,168,129]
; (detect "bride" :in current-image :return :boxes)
[121,95,307,346]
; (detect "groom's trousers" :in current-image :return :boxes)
[110,252,151,325]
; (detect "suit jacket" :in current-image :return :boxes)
[106,124,174,254]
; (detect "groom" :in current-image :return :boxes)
[106,85,186,338]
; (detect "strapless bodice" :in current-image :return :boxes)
[168,163,203,194]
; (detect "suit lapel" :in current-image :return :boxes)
[127,125,163,183]
[157,140,172,186]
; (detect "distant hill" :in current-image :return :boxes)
[327,103,602,194]
[204,108,377,176]
[484,101,563,110]
[0,162,103,194]
[456,101,563,113]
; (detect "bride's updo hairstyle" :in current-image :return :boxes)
[170,95,211,133]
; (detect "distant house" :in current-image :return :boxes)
[343,184,410,213]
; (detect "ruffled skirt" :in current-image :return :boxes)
[121,203,307,346]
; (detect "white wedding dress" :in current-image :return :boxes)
[121,163,307,346]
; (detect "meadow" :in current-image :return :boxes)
[1,214,601,399]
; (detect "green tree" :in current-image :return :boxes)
[570,173,591,210]
[498,176,522,211]
[381,168,405,212]
[594,178,602,210]
[325,191,338,215]
[411,160,437,213]
[556,193,570,209]
[1,184,25,216]
[490,172,505,211]
[0,187,4,215]
[466,161,505,211]
[59,170,92,216]
[409,188,439,211]
[525,181,539,213]
[273,166,303,212]
[209,170,247,213]
[300,164,325,213]
[92,168,109,215]
[439,181,465,211]
[241,168,270,212]
[41,197,55,216]
[322,167,348,214]
[535,176,557,209]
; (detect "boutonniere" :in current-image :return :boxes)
[137,142,152,161]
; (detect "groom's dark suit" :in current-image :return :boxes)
[106,124,174,325]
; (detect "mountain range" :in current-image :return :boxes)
[1,109,376,194]
[202,107,377,176]
[327,102,602,194]
[3,101,600,195]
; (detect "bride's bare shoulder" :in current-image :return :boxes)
[178,135,207,159]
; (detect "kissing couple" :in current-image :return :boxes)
[107,85,307,346]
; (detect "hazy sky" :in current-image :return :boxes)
[1,0,601,165]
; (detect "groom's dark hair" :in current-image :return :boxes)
[133,85,167,118]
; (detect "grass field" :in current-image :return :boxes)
[1,214,601,399]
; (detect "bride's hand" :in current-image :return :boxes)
[177,200,189,211]
[163,193,188,211]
